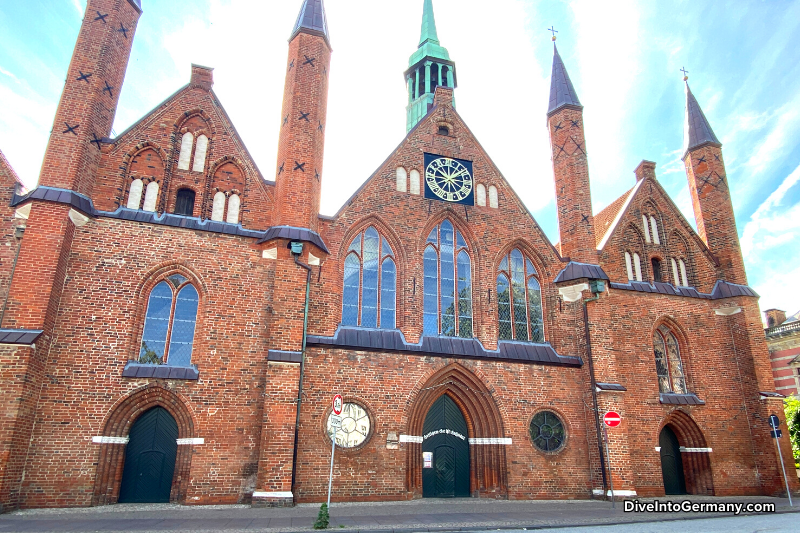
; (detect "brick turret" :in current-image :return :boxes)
[682,81,747,284]
[38,0,142,196]
[273,0,332,232]
[547,44,597,264]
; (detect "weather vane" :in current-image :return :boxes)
[680,67,689,82]
[548,26,558,42]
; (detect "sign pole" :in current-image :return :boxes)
[602,423,615,509]
[327,425,336,507]
[770,415,793,507]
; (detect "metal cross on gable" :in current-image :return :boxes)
[294,161,306,172]
[76,71,92,83]
[553,140,568,159]
[548,26,558,38]
[581,214,590,223]
[553,121,563,132]
[571,136,586,156]
[298,111,310,122]
[283,115,288,126]
[94,11,109,23]
[117,23,128,39]
[680,67,689,78]
[63,123,79,135]
[303,55,316,67]
[278,162,285,175]
[318,121,324,132]
[103,81,114,98]
[90,133,104,149]
[696,155,706,165]
[570,119,580,128]
[315,170,320,181]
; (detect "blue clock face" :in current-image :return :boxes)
[423,154,475,205]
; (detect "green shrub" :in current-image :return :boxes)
[784,397,800,469]
[314,503,330,530]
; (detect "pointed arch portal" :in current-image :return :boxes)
[659,410,714,496]
[406,365,507,498]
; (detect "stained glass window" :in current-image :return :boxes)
[139,277,199,366]
[497,249,543,342]
[653,325,687,394]
[341,227,396,329]
[529,411,565,452]
[423,220,472,338]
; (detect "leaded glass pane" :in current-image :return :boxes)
[499,256,508,273]
[526,258,537,277]
[510,249,528,341]
[427,228,437,244]
[382,237,393,257]
[167,284,198,366]
[139,282,172,364]
[666,333,686,394]
[168,274,187,288]
[342,254,360,326]
[423,246,439,335]
[380,258,396,329]
[497,275,512,340]
[457,251,472,338]
[348,233,362,254]
[456,231,467,249]
[527,277,544,342]
[529,411,565,452]
[440,222,455,336]
[361,228,380,328]
[653,332,670,392]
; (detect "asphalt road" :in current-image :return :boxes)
[506,512,798,532]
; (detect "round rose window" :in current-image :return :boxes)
[326,403,371,448]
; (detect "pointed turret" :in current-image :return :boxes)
[546,42,597,264]
[405,0,457,132]
[683,82,721,157]
[682,78,746,284]
[547,45,582,117]
[290,0,330,48]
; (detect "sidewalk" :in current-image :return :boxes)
[0,496,797,533]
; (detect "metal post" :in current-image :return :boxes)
[327,426,337,507]
[603,424,615,509]
[773,431,793,507]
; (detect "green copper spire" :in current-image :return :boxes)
[405,0,457,132]
[419,0,440,46]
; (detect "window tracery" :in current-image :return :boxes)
[653,324,687,394]
[139,274,199,367]
[342,227,396,329]
[423,220,472,337]
[497,249,543,342]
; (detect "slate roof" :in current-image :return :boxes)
[122,361,199,380]
[127,0,142,13]
[268,350,303,363]
[307,327,582,367]
[0,329,43,345]
[660,392,705,406]
[11,186,329,251]
[547,45,582,118]
[291,0,330,47]
[554,262,609,283]
[596,382,627,392]
[684,82,721,157]
[609,280,758,300]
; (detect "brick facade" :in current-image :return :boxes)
[0,0,795,511]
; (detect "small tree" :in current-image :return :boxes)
[784,396,800,470]
[139,342,162,365]
[314,503,330,530]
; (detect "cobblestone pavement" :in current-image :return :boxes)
[0,496,796,533]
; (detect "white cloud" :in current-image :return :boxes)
[0,67,20,85]
[70,0,84,17]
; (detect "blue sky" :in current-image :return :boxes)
[1,0,799,317]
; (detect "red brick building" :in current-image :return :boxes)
[764,309,800,397]
[0,0,796,510]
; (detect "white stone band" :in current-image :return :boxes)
[399,435,423,443]
[92,436,129,444]
[680,447,712,452]
[469,438,512,445]
[593,489,638,497]
[253,491,293,498]
[177,438,204,445]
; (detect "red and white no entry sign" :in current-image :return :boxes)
[332,394,343,415]
[603,411,621,427]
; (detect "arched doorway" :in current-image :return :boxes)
[119,407,179,503]
[422,395,470,498]
[659,426,686,495]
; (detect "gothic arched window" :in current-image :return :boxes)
[497,249,543,342]
[653,325,687,394]
[423,220,472,338]
[342,227,396,329]
[139,275,199,367]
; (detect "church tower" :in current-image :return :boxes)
[405,0,457,132]
[682,80,747,284]
[547,43,597,264]
[273,0,332,232]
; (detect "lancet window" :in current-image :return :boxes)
[423,220,472,338]
[342,227,397,329]
[497,249,544,342]
[653,325,687,394]
[139,274,199,367]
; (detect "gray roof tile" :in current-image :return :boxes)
[554,262,610,283]
[122,361,199,380]
[547,45,582,117]
[684,82,721,156]
[0,329,43,345]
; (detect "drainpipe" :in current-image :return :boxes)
[583,284,609,499]
[289,241,312,494]
[0,226,26,327]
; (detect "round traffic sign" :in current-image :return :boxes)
[603,411,621,427]
[332,394,343,415]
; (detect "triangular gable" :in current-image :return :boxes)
[0,149,24,188]
[327,89,561,258]
[594,183,638,249]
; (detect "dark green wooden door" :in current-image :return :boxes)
[422,395,470,498]
[659,426,686,495]
[119,407,179,503]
